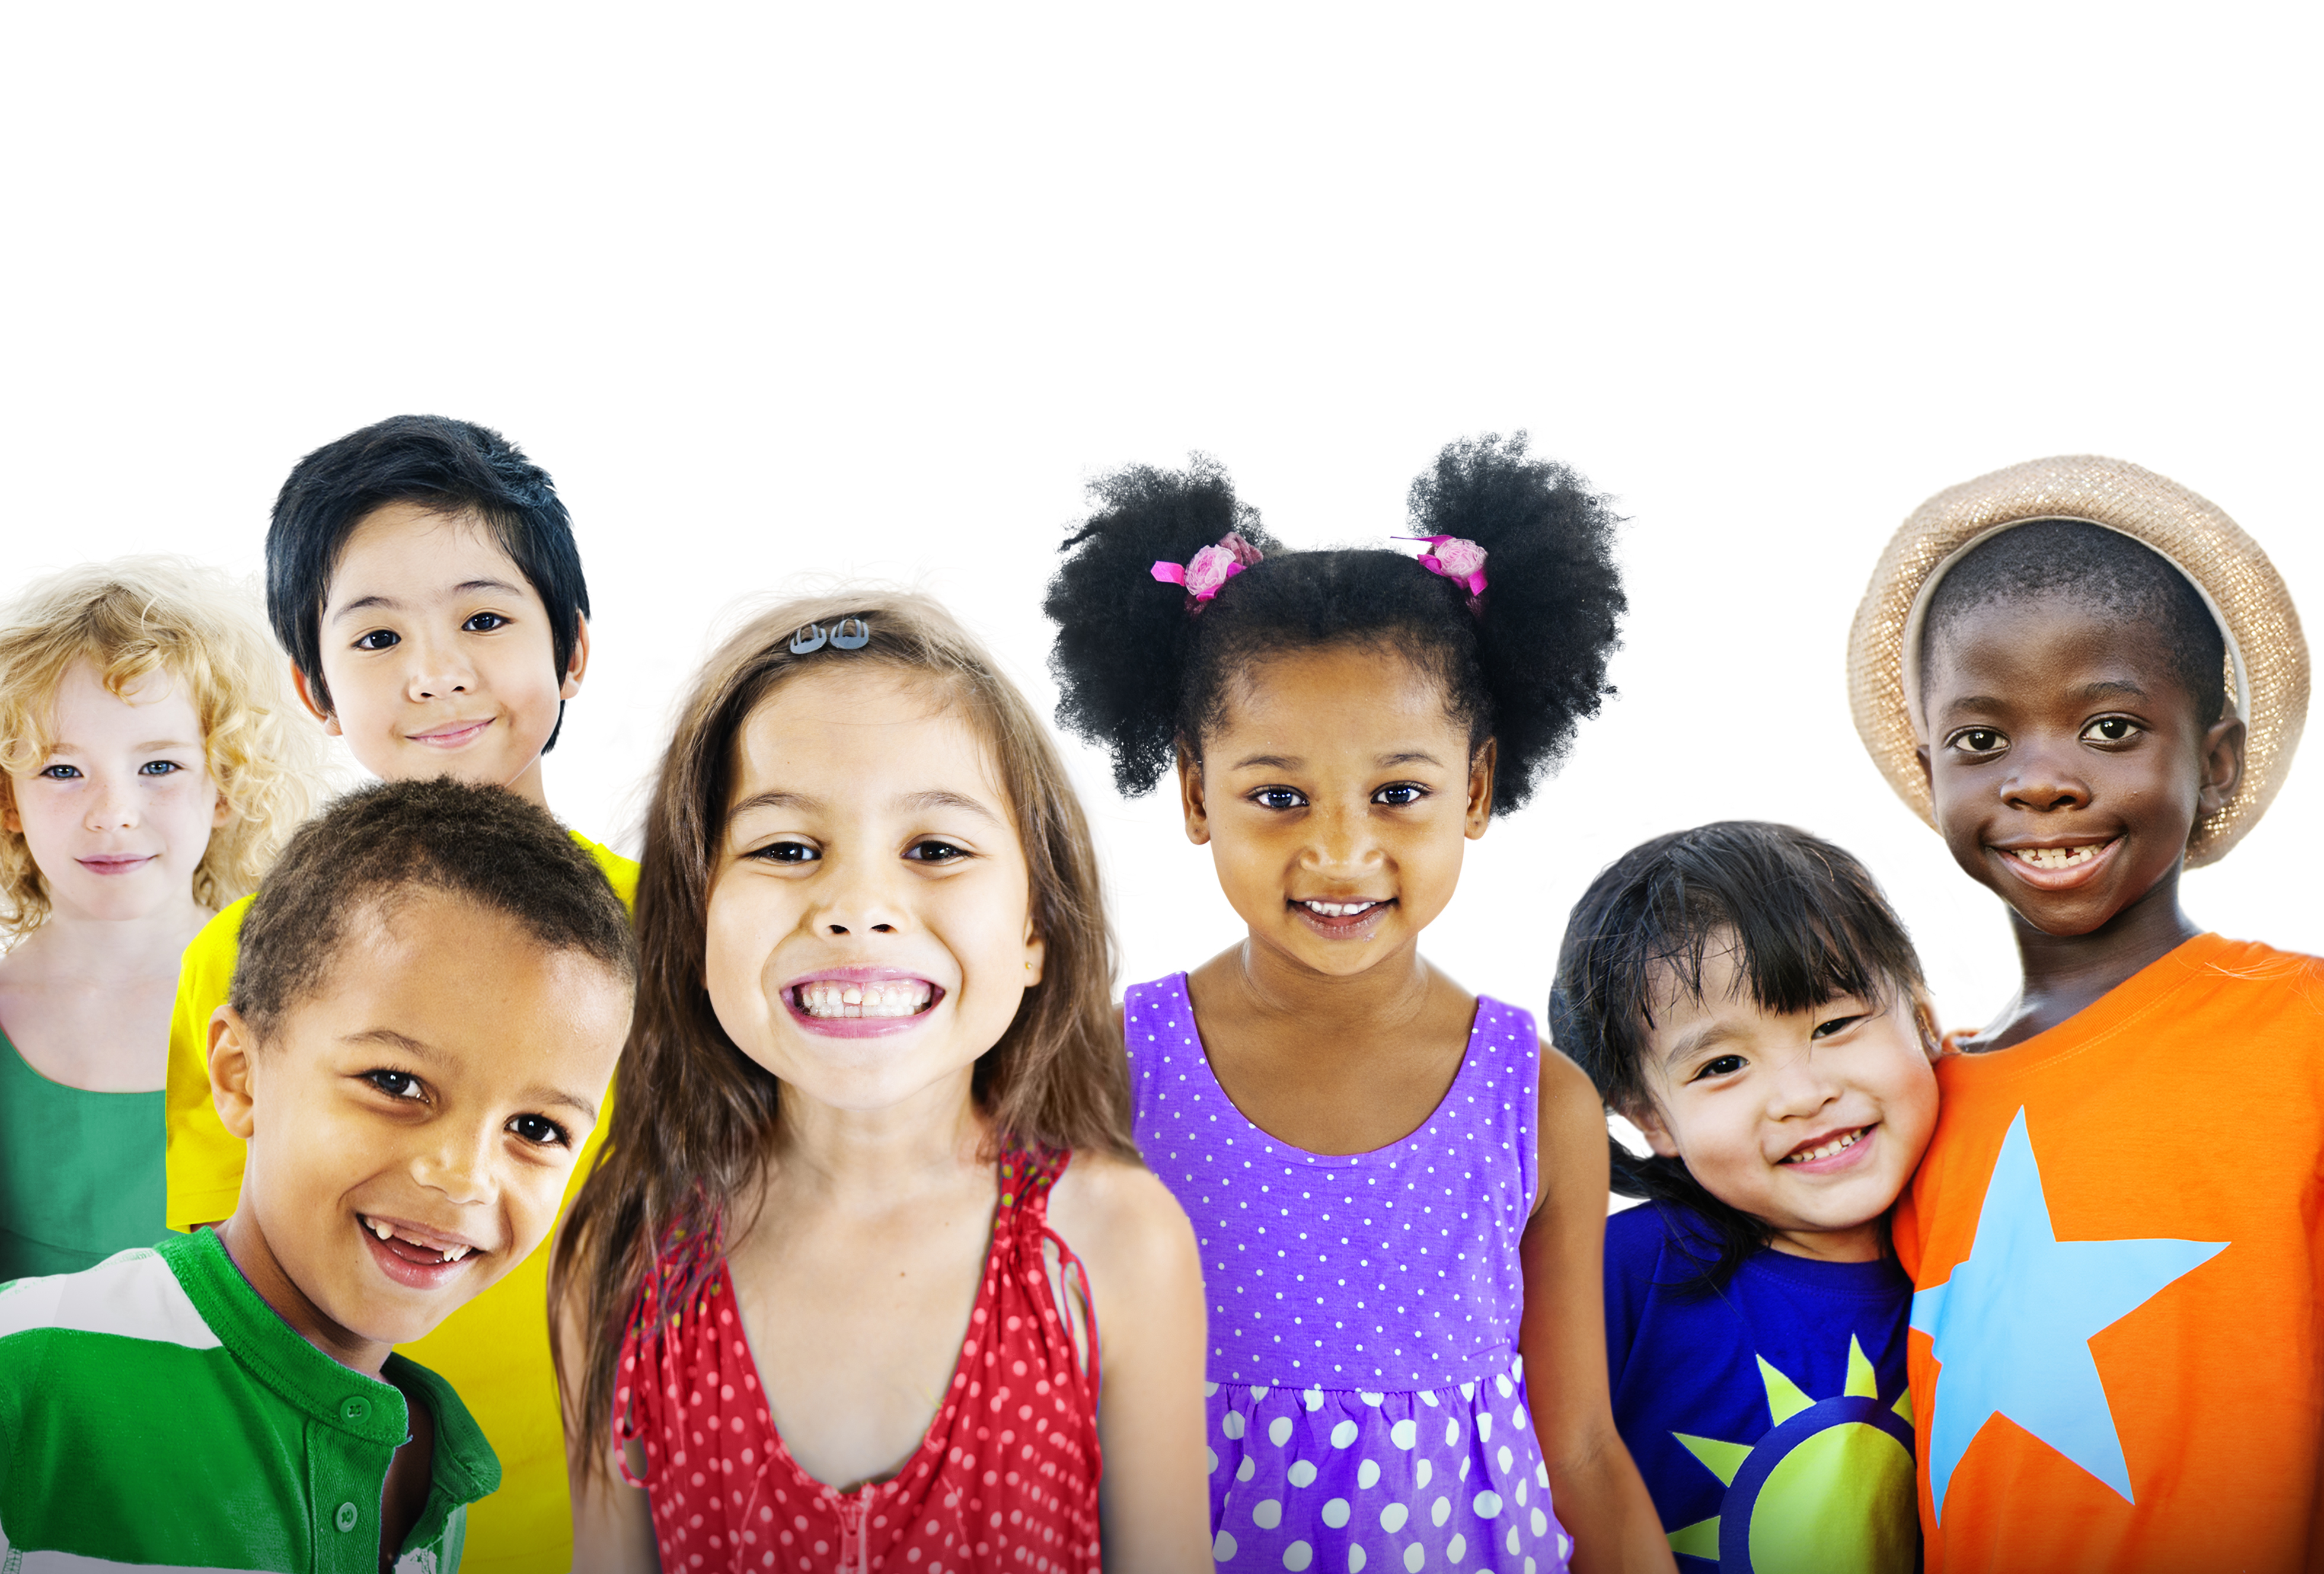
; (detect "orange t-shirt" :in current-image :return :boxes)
[1895,933,2324,1573]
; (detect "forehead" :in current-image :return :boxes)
[327,502,537,606]
[732,664,1009,806]
[1214,643,1464,748]
[43,658,197,739]
[1924,591,2195,704]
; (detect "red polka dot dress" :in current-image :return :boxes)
[614,1147,1103,1573]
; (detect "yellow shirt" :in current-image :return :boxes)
[164,829,637,1574]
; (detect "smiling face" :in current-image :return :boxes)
[211,888,631,1369]
[1631,941,1939,1260]
[1179,643,1490,978]
[307,501,585,806]
[703,665,1043,1122]
[1919,593,2243,937]
[4,660,225,924]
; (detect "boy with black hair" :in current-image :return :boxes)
[160,416,639,1570]
[1848,455,2320,1572]
[0,778,633,1571]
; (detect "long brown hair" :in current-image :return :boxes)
[551,591,1134,1475]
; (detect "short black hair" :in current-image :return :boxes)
[231,777,634,1038]
[266,415,591,750]
[1043,434,1625,813]
[1920,518,2228,726]
[1550,820,1925,1288]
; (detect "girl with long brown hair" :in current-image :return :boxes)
[552,592,1207,1572]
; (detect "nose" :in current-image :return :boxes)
[1764,1042,1844,1123]
[1296,800,1386,881]
[82,770,141,832]
[403,628,477,703]
[807,848,909,938]
[2000,735,2092,813]
[410,1120,494,1207]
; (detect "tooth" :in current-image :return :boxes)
[369,1218,392,1240]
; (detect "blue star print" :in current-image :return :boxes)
[1910,1107,2226,1520]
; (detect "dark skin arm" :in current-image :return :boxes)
[379,1374,436,1572]
[1520,1045,1674,1574]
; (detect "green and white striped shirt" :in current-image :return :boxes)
[0,1228,499,1572]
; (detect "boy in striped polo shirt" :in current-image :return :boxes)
[0,778,634,1572]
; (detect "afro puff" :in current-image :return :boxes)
[1043,433,1624,813]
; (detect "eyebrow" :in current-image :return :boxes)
[2080,679,2149,702]
[729,787,1004,825]
[1227,749,1448,771]
[329,579,529,623]
[1660,1020,1736,1069]
[340,1028,600,1120]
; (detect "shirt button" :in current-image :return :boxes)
[341,1396,371,1422]
[336,1502,359,1533]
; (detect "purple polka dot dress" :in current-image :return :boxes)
[1126,974,1572,1573]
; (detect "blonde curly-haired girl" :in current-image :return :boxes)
[0,557,321,1278]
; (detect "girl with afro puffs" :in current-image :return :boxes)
[1046,436,1671,1573]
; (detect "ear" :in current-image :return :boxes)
[2196,715,2246,820]
[1626,1099,1682,1160]
[289,662,341,737]
[209,1005,261,1141]
[1176,742,1211,847]
[1915,742,1933,793]
[1465,739,1497,839]
[560,613,592,701]
[1911,992,1944,1063]
[1021,912,1048,988]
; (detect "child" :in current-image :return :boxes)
[159,415,638,1570]
[1847,455,2320,1571]
[0,776,634,1570]
[1552,820,1939,1573]
[551,593,1210,1573]
[0,558,317,1279]
[1045,437,1668,1572]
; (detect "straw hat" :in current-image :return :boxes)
[1847,455,2307,867]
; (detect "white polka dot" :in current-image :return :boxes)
[1222,1412,1246,1439]
[1478,1412,1493,1442]
[1238,1456,1256,1483]
[1403,1547,1426,1572]
[1284,1544,1314,1572]
[1330,1419,1359,1448]
[1349,1551,1367,1573]
[1505,1527,1521,1556]
[1253,1499,1283,1530]
[1289,1460,1318,1487]
[1358,1459,1382,1489]
[1535,1462,1549,1488]
[1530,1508,1548,1536]
[1305,1387,1325,1411]
[1269,1417,1294,1447]
[1390,1420,1418,1450]
[1214,1531,1238,1562]
[1497,1446,1513,1474]
[1208,1447,1220,1474]
[1444,1418,1460,1447]
[1321,1498,1351,1528]
[1380,1502,1409,1532]
[1447,1535,1466,1563]
[1473,1491,1502,1519]
[1417,1459,1433,1489]
[1558,1533,1572,1559]
[1432,1495,1451,1527]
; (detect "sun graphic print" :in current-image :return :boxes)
[1665,1334,1917,1574]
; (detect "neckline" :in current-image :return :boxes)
[1943,931,2230,1073]
[0,1026,166,1099]
[1161,970,1498,1164]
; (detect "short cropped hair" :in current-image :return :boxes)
[1920,518,2229,725]
[0,558,324,935]
[1551,820,1926,1286]
[231,777,634,1039]
[266,416,590,749]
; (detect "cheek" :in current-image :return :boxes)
[702,887,782,1033]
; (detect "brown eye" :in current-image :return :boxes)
[2082,717,2140,743]
[1949,728,2004,754]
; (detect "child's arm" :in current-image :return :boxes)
[553,1282,662,1573]
[1046,1154,1211,1574]
[1520,1046,1676,1574]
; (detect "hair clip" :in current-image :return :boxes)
[1400,535,1487,612]
[829,617,870,650]
[788,624,828,654]
[1152,531,1264,611]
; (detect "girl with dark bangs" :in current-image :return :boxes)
[1551,821,1939,1571]
[551,593,1209,1573]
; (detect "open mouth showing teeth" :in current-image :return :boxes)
[790,980,937,1019]
[1300,900,1383,919]
[2009,845,2107,870]
[1782,1127,1868,1165]
[362,1217,474,1264]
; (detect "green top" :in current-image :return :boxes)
[0,1027,166,1282]
[0,1228,500,1570]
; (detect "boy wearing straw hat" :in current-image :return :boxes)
[1848,455,2316,1573]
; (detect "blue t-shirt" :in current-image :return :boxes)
[1604,1202,1917,1573]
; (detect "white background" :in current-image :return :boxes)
[4,6,2317,1042]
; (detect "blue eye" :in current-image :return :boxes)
[138,760,183,777]
[37,764,81,780]
[508,1113,569,1147]
[463,612,509,633]
[353,629,400,652]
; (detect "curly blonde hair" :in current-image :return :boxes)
[0,558,324,935]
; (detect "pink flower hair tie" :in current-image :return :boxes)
[1152,531,1264,609]
[1402,535,1488,605]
